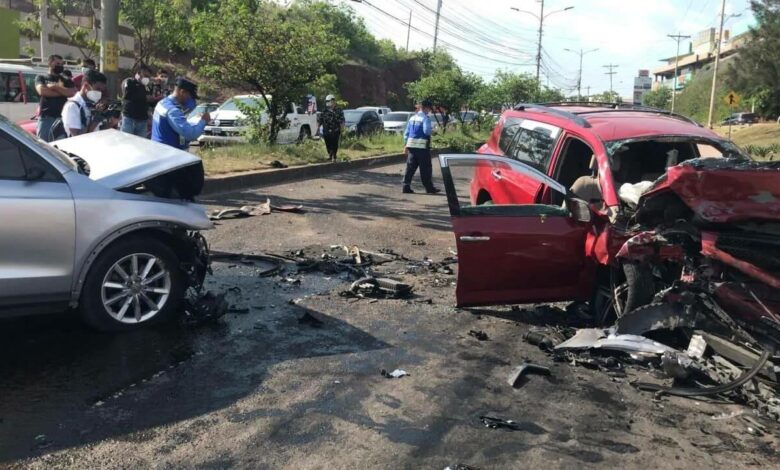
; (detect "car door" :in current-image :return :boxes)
[0,130,76,307]
[440,154,595,307]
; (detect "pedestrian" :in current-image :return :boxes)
[59,70,108,138]
[402,98,441,194]
[34,54,76,141]
[152,77,209,149]
[73,58,96,90]
[120,64,155,137]
[317,94,345,162]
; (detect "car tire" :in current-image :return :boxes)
[591,262,655,326]
[79,237,185,332]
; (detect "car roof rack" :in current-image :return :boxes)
[513,103,592,128]
[540,102,703,127]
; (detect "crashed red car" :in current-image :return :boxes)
[443,103,752,324]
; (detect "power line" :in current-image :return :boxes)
[603,63,619,93]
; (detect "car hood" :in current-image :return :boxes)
[52,129,202,190]
[384,120,407,127]
[210,110,246,120]
[638,158,780,223]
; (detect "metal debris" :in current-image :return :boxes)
[479,416,524,431]
[554,328,678,356]
[381,369,409,379]
[343,277,413,299]
[507,362,551,388]
[468,330,489,341]
[209,198,303,220]
[182,291,229,325]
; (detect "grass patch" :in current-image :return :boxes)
[714,123,780,148]
[198,128,490,176]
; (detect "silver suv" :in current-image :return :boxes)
[0,117,212,330]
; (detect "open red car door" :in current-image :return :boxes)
[440,154,595,308]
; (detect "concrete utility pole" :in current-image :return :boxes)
[39,0,50,60]
[406,10,412,53]
[707,0,727,128]
[564,47,599,100]
[603,64,618,94]
[100,0,120,98]
[433,0,442,52]
[667,33,691,113]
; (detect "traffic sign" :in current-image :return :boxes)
[724,91,741,107]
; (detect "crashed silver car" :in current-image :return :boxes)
[0,119,212,331]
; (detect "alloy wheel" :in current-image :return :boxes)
[100,253,172,324]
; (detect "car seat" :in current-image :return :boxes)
[570,155,603,203]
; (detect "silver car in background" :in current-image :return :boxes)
[0,120,212,331]
[383,112,414,134]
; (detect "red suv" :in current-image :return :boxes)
[440,103,748,324]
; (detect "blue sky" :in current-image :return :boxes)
[335,0,755,98]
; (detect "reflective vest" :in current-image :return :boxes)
[404,111,432,149]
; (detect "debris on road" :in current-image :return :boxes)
[507,362,551,388]
[182,291,229,325]
[479,416,525,431]
[343,277,413,299]
[210,251,284,277]
[468,330,489,341]
[209,198,303,220]
[381,369,409,379]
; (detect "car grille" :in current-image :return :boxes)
[217,120,236,127]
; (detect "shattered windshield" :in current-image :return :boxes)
[605,136,750,161]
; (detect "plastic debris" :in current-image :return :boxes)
[381,369,409,379]
[507,362,551,388]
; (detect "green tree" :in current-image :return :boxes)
[642,87,672,109]
[15,0,98,60]
[406,69,483,130]
[727,0,780,118]
[120,0,193,67]
[590,90,622,103]
[193,0,346,144]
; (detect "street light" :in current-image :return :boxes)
[563,47,598,100]
[510,2,574,87]
[350,0,413,52]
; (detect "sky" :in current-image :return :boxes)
[334,0,756,98]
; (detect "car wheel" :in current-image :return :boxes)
[591,262,655,326]
[79,237,185,331]
[297,126,311,143]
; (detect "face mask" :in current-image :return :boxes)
[52,65,64,74]
[86,90,102,102]
[141,77,150,86]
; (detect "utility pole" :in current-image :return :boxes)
[406,10,412,53]
[535,0,545,85]
[603,64,618,94]
[667,33,691,113]
[433,0,442,52]
[39,0,50,60]
[564,48,599,100]
[585,86,591,101]
[707,0,727,128]
[100,0,119,98]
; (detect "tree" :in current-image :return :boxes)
[15,0,99,60]
[727,0,780,118]
[120,0,193,68]
[642,87,672,109]
[590,90,622,103]
[193,0,346,144]
[406,69,482,130]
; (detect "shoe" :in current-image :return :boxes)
[425,187,442,194]
[402,186,415,194]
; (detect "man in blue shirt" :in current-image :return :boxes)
[152,77,210,149]
[402,98,440,194]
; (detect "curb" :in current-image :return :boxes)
[202,151,420,195]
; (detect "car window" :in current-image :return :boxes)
[507,120,562,171]
[0,133,27,179]
[498,117,522,154]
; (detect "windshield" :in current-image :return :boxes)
[344,111,363,123]
[219,97,264,111]
[0,114,77,171]
[384,113,410,122]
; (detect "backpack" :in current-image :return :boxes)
[49,99,89,141]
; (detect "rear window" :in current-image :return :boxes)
[498,117,522,154]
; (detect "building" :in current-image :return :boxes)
[651,28,749,91]
[633,69,652,105]
[0,0,136,69]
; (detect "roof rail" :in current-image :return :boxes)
[540,101,702,127]
[513,103,591,128]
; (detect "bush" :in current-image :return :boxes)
[743,143,780,160]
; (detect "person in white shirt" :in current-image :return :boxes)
[61,70,107,137]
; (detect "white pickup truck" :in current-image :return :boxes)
[198,94,318,145]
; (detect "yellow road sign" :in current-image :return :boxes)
[724,91,741,107]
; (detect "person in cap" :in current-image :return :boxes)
[402,98,440,194]
[151,77,210,149]
[317,94,345,162]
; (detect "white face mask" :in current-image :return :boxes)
[141,77,150,86]
[86,90,102,102]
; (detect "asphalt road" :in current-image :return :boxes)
[1,162,779,469]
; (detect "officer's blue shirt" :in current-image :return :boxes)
[403,110,432,149]
[152,95,206,149]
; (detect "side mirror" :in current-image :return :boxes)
[566,197,592,223]
[26,167,45,181]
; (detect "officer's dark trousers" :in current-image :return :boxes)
[403,147,434,190]
[323,132,340,160]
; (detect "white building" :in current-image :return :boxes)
[633,70,652,105]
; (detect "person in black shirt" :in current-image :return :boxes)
[34,54,76,142]
[317,94,345,162]
[120,65,154,137]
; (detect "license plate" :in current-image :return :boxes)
[212,128,222,135]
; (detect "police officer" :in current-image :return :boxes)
[151,77,209,149]
[402,98,441,194]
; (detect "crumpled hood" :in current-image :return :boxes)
[639,158,780,223]
[52,129,202,190]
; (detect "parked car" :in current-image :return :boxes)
[0,118,212,331]
[454,110,478,126]
[454,103,748,324]
[357,106,391,121]
[188,102,219,120]
[199,95,317,145]
[721,112,758,125]
[343,109,383,136]
[383,111,414,134]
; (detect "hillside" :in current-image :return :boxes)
[714,122,780,147]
